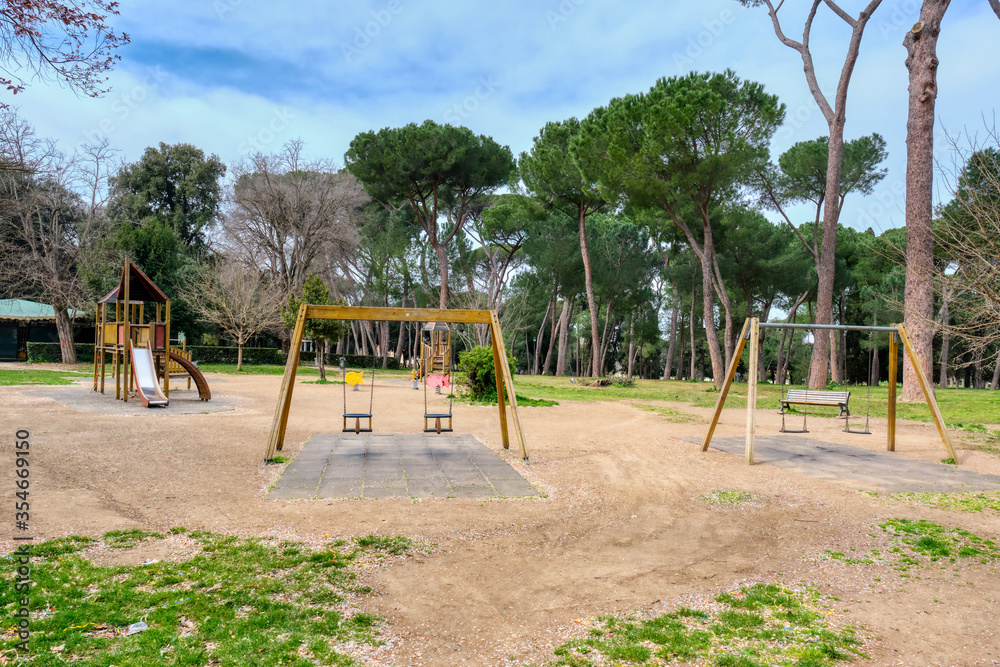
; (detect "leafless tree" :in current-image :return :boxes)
[0,110,116,363]
[183,257,286,371]
[222,140,367,296]
[935,136,1000,387]
[740,0,883,388]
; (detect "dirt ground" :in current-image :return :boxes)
[4,366,1000,666]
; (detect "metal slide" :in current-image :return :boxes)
[129,340,169,407]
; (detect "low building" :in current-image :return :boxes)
[0,299,93,361]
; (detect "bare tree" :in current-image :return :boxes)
[0,110,115,363]
[740,0,883,388]
[935,139,1000,385]
[183,257,286,371]
[222,140,367,296]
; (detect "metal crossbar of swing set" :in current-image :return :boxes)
[755,323,899,333]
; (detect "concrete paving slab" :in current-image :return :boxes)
[693,435,1000,493]
[269,432,537,499]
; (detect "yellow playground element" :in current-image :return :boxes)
[344,371,365,386]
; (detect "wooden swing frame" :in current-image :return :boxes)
[263,305,528,462]
[702,318,958,465]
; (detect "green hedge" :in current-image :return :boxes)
[26,342,94,363]
[25,341,402,369]
[187,346,400,369]
[186,346,285,365]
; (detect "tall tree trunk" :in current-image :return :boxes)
[807,123,843,389]
[237,340,244,372]
[663,288,680,379]
[533,301,551,375]
[974,347,985,389]
[676,314,687,380]
[627,314,636,378]
[318,339,327,381]
[543,298,564,376]
[556,298,574,376]
[757,301,773,383]
[394,295,407,361]
[577,207,601,377]
[433,240,450,308]
[689,287,697,381]
[53,305,77,364]
[991,355,1000,390]
[902,0,950,400]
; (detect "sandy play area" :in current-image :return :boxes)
[4,366,1000,666]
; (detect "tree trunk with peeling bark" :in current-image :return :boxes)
[663,289,680,380]
[578,209,602,377]
[902,0,950,401]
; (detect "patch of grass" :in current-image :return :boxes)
[103,529,165,549]
[700,489,758,506]
[941,457,956,465]
[354,534,413,556]
[266,455,290,465]
[880,519,1000,566]
[0,368,87,385]
[822,550,875,565]
[302,378,343,385]
[634,402,700,423]
[548,583,864,666]
[2,530,392,664]
[878,491,1000,514]
[457,391,558,407]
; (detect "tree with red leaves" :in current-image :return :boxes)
[0,1,128,105]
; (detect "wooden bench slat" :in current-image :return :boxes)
[779,389,851,416]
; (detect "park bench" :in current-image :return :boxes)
[779,389,851,417]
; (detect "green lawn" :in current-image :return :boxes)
[509,375,1000,431]
[0,368,89,386]
[2,529,414,665]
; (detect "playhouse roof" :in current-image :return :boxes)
[422,321,450,332]
[98,261,169,304]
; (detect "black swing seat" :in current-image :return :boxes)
[423,413,453,434]
[342,412,373,434]
[779,389,851,417]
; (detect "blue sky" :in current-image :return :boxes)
[14,0,1000,231]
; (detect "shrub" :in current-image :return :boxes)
[459,345,515,401]
[26,342,94,363]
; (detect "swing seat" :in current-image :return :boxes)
[342,413,372,434]
[423,414,453,434]
[779,389,851,417]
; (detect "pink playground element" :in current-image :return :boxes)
[426,374,450,389]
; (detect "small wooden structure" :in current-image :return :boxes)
[92,261,211,404]
[417,321,451,379]
[702,318,958,465]
[264,306,527,462]
[92,261,172,403]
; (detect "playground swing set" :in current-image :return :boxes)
[91,260,211,408]
[702,317,958,465]
[264,305,527,463]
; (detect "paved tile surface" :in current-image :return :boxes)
[693,435,1000,493]
[269,433,538,499]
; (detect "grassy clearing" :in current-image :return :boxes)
[0,368,88,386]
[822,519,1000,576]
[633,402,700,423]
[510,376,1000,433]
[875,491,1000,514]
[699,489,759,506]
[547,583,864,667]
[2,529,421,665]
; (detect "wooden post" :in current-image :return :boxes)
[164,300,170,398]
[491,310,528,461]
[264,304,308,460]
[745,318,760,465]
[490,318,511,451]
[887,331,898,452]
[122,266,130,403]
[896,324,957,461]
[92,303,100,391]
[99,303,107,394]
[114,299,121,400]
[702,318,752,452]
